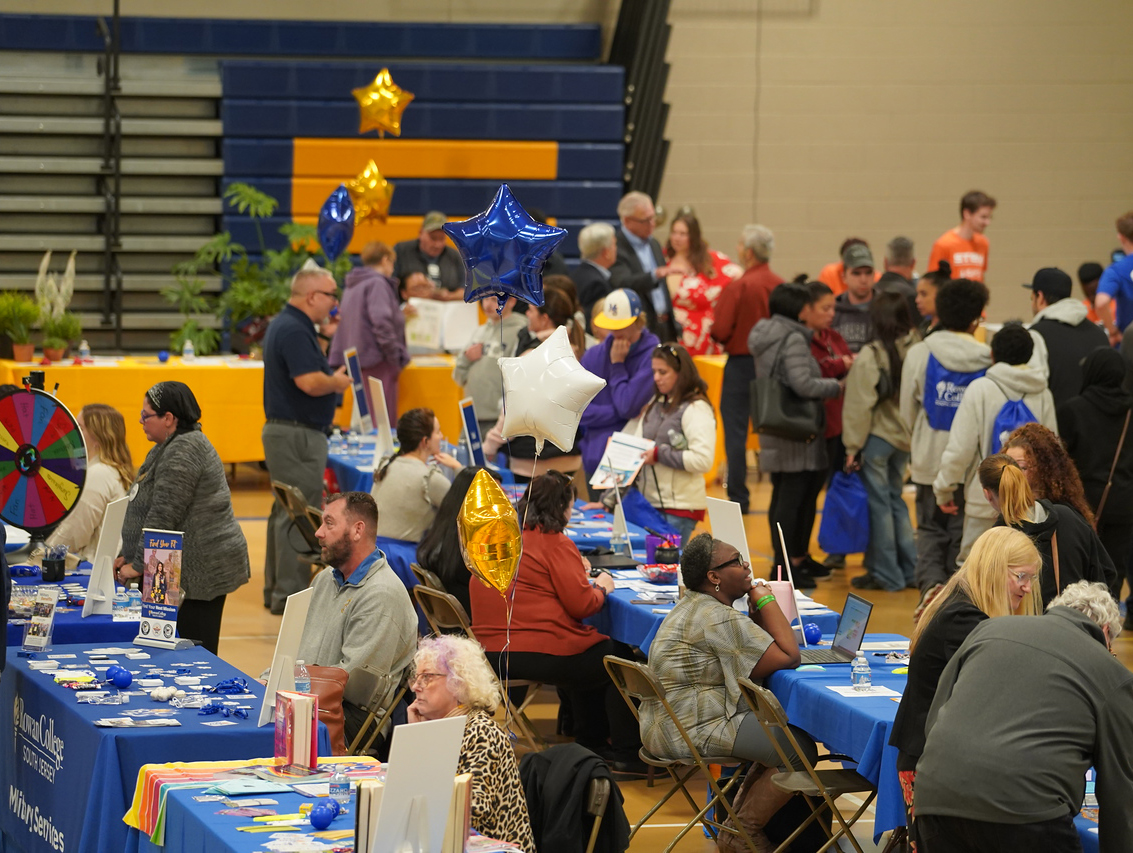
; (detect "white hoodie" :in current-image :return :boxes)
[932,361,1057,518]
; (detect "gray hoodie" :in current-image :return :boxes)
[748,315,841,472]
[933,360,1057,518]
[900,331,993,485]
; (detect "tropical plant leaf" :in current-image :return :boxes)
[225,183,278,219]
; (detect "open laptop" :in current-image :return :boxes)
[799,593,874,664]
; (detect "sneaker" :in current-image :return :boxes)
[792,567,818,591]
[850,573,885,590]
[823,553,846,570]
[913,583,946,624]
[800,557,833,582]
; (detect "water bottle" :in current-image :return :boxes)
[346,431,360,457]
[330,428,344,454]
[329,767,350,804]
[127,584,142,617]
[78,339,91,362]
[851,653,872,692]
[113,586,128,619]
[181,338,196,362]
[294,660,311,694]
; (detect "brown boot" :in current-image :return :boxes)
[716,765,795,853]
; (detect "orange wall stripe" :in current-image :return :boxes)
[293,214,555,255]
[292,139,558,180]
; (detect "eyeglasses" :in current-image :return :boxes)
[627,214,656,224]
[311,289,338,299]
[140,411,158,422]
[410,671,444,691]
[1010,570,1038,587]
[654,344,681,359]
[709,555,749,573]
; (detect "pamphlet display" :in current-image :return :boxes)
[22,586,60,650]
[134,529,182,648]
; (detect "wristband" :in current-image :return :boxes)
[755,594,776,610]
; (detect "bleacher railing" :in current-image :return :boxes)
[96,5,124,348]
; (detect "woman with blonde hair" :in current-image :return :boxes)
[46,403,133,562]
[980,453,1115,606]
[889,526,1041,844]
[406,635,535,853]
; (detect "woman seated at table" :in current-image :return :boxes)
[46,403,133,562]
[642,533,813,853]
[468,471,642,768]
[416,466,494,615]
[114,382,250,654]
[623,343,715,546]
[980,453,1116,605]
[406,635,536,853]
[373,407,463,541]
[889,525,1040,841]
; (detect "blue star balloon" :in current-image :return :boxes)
[442,184,566,310]
[317,184,355,262]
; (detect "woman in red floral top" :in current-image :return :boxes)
[664,213,741,356]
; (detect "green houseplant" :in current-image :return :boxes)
[0,291,41,361]
[41,311,82,360]
[165,183,351,355]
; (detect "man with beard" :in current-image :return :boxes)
[296,491,417,746]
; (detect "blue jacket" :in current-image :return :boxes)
[579,330,660,474]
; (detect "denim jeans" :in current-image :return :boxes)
[664,513,699,548]
[860,435,916,590]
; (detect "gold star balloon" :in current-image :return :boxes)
[345,160,395,224]
[352,68,414,137]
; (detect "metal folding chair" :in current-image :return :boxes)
[346,664,409,756]
[603,655,757,853]
[409,562,445,593]
[270,480,324,574]
[411,585,546,752]
[736,677,877,853]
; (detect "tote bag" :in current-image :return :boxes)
[818,471,870,555]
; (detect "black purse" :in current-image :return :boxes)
[750,332,824,444]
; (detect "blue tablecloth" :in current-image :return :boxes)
[0,643,331,853]
[8,570,139,647]
[1077,815,1099,851]
[592,588,841,657]
[766,634,909,843]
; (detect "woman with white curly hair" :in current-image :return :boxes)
[406,635,535,853]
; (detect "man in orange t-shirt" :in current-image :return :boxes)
[928,190,996,282]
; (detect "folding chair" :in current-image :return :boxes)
[410,562,445,593]
[347,663,410,756]
[603,655,757,853]
[584,777,611,853]
[736,677,877,853]
[271,480,325,574]
[411,585,546,752]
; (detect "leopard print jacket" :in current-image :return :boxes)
[458,710,536,853]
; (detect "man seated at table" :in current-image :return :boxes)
[914,580,1133,853]
[295,491,418,747]
[393,210,465,301]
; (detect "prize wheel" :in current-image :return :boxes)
[0,387,86,532]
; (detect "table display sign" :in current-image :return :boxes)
[135,529,182,648]
[460,397,487,466]
[22,586,60,650]
[344,347,374,435]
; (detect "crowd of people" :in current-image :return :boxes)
[38,194,1133,853]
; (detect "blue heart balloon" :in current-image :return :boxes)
[317,184,355,262]
[443,184,566,310]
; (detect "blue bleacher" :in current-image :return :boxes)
[0,15,602,60]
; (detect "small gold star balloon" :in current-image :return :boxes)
[351,68,414,136]
[345,160,395,224]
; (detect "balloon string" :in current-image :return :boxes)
[502,581,515,739]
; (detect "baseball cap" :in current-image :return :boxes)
[842,243,874,270]
[594,288,643,331]
[1022,267,1072,302]
[421,211,447,232]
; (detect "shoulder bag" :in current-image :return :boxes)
[750,332,824,443]
[1093,409,1131,530]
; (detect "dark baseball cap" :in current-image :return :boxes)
[421,211,447,232]
[842,243,874,270]
[1022,267,1072,302]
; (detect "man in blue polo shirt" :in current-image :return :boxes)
[262,267,352,615]
[1094,210,1133,345]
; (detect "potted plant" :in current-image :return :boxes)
[40,311,81,361]
[0,292,42,361]
[165,183,351,356]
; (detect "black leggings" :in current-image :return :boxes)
[487,639,641,760]
[768,469,827,568]
[177,595,227,655]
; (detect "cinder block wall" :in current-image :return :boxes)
[659,0,1133,321]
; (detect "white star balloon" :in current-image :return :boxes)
[498,325,606,454]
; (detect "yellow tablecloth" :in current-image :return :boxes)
[694,354,758,483]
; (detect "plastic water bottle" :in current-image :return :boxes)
[113,586,128,619]
[181,338,196,362]
[78,339,91,361]
[346,431,360,456]
[127,584,142,617]
[330,428,344,454]
[329,767,350,804]
[294,660,311,694]
[851,653,872,692]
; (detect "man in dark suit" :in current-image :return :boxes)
[571,222,619,331]
[609,191,688,342]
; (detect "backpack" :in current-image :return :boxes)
[988,378,1038,454]
[923,354,987,431]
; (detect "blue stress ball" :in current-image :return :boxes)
[325,798,342,817]
[309,801,336,830]
[107,666,133,689]
[803,622,823,646]
[157,350,170,363]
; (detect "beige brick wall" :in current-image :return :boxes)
[659,0,1133,321]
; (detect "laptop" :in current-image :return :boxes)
[799,593,874,664]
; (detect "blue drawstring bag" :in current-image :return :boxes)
[818,471,870,555]
[619,488,680,539]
